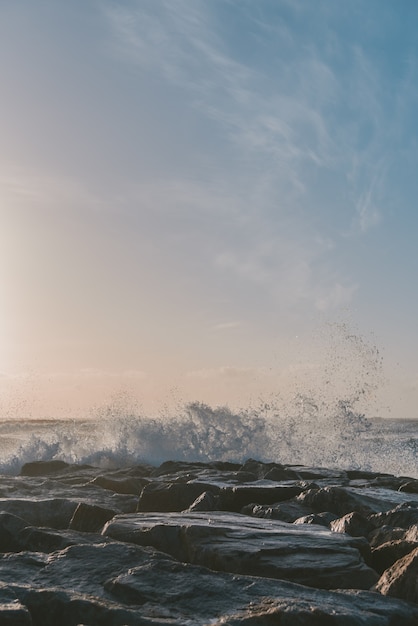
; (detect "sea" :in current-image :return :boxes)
[0,403,417,479]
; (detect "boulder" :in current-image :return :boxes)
[242,500,314,522]
[368,525,406,548]
[369,503,418,530]
[212,590,418,625]
[106,557,418,626]
[103,511,378,590]
[186,491,219,512]
[89,475,147,495]
[399,480,418,493]
[137,481,219,512]
[371,540,418,574]
[0,513,29,552]
[218,484,302,512]
[404,525,418,542]
[0,499,78,529]
[20,460,70,476]
[0,602,32,625]
[294,512,337,527]
[297,486,397,517]
[69,503,117,533]
[375,546,418,603]
[330,512,374,537]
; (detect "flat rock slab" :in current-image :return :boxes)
[0,542,416,626]
[106,558,418,626]
[103,511,378,589]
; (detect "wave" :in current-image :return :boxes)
[0,324,416,477]
[0,397,416,478]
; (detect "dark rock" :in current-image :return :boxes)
[368,525,406,548]
[186,490,219,512]
[0,545,415,626]
[0,602,32,625]
[69,503,117,532]
[288,466,348,480]
[0,513,29,552]
[219,484,303,513]
[297,486,397,517]
[20,460,70,476]
[151,460,209,477]
[294,512,338,527]
[330,512,374,537]
[370,476,411,490]
[369,502,418,530]
[346,470,392,481]
[371,539,418,574]
[0,498,78,529]
[212,590,418,625]
[239,459,299,480]
[404,525,418,542]
[16,526,103,553]
[242,500,313,522]
[375,546,418,603]
[399,480,418,493]
[106,556,418,625]
[13,587,145,626]
[89,475,148,495]
[137,481,218,512]
[103,511,378,590]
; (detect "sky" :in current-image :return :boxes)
[1,0,418,419]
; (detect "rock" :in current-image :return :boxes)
[106,557,418,626]
[375,546,418,603]
[218,484,303,513]
[239,459,299,480]
[0,545,415,626]
[330,512,374,537]
[0,513,29,552]
[0,499,78,529]
[16,526,105,553]
[69,503,117,532]
[297,486,397,517]
[404,525,418,542]
[186,490,219,512]
[20,460,71,476]
[10,586,145,626]
[212,590,418,625]
[103,511,378,590]
[242,500,314,522]
[150,460,210,477]
[289,466,348,480]
[369,502,418,530]
[137,481,219,512]
[294,512,337,527]
[399,480,418,493]
[89,475,147,495]
[346,470,393,481]
[368,525,406,548]
[0,602,32,625]
[371,540,418,574]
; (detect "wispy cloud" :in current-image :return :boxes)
[186,365,271,380]
[211,321,242,332]
[101,0,414,313]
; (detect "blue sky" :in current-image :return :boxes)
[1,0,418,418]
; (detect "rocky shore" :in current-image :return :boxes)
[1,458,418,624]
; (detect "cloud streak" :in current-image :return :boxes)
[101,0,407,314]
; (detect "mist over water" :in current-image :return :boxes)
[0,323,417,477]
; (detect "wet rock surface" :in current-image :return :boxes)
[0,459,417,624]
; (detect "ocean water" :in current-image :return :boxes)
[0,403,416,478]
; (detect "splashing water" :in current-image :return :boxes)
[0,324,416,477]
